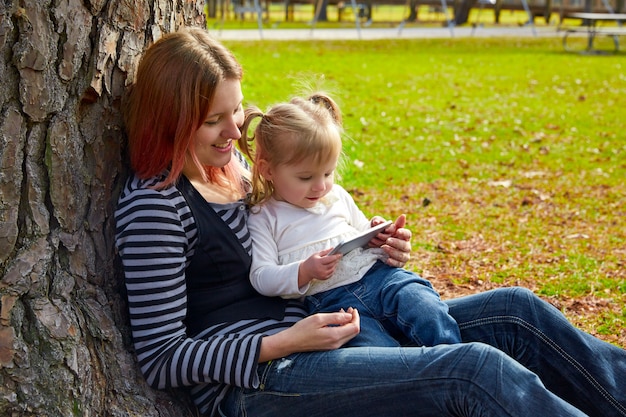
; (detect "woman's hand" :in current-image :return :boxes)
[376,214,412,268]
[369,214,411,268]
[258,308,360,362]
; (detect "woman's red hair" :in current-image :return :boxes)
[123,27,244,189]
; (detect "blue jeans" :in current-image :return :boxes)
[305,261,462,347]
[219,287,626,417]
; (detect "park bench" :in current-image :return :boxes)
[283,0,451,23]
[558,12,626,53]
[214,0,625,42]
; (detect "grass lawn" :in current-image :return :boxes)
[222,36,626,347]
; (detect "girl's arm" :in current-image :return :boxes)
[248,211,310,298]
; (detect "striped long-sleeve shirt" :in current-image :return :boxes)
[114,172,307,416]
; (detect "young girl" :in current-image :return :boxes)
[240,92,461,347]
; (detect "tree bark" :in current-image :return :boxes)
[0,0,206,415]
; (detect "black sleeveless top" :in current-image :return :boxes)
[177,176,287,336]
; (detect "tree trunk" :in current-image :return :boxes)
[0,0,206,415]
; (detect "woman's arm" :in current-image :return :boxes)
[115,178,264,389]
[259,308,360,362]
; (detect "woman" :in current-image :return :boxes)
[115,27,625,417]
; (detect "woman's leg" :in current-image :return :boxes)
[221,343,588,417]
[446,287,626,417]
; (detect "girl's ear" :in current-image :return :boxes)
[258,159,273,181]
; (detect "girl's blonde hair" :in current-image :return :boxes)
[238,93,343,207]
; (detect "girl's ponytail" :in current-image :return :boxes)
[238,106,263,162]
[308,93,342,125]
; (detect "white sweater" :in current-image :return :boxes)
[248,185,386,299]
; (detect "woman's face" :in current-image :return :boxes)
[191,79,244,169]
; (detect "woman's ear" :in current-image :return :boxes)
[258,159,272,181]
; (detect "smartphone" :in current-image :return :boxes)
[328,220,393,256]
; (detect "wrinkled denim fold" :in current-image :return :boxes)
[447,286,625,417]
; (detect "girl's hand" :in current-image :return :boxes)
[298,249,341,287]
[258,308,360,362]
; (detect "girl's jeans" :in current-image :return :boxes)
[220,287,626,417]
[305,261,461,347]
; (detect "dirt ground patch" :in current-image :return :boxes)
[429,272,626,348]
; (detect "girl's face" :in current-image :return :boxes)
[264,154,338,209]
[191,79,244,169]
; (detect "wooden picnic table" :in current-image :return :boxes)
[559,12,626,53]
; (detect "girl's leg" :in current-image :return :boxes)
[305,290,400,347]
[370,264,462,345]
[221,343,588,417]
[446,287,626,417]
[307,262,461,347]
